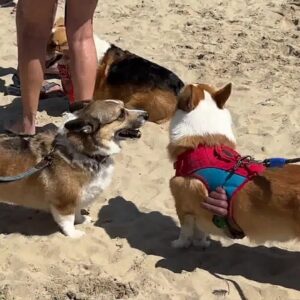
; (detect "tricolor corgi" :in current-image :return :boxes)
[47,18,184,123]
[0,100,148,238]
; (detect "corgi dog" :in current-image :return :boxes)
[47,17,184,123]
[168,83,300,248]
[0,100,148,238]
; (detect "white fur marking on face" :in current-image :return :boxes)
[170,91,236,143]
[94,34,111,62]
[51,206,85,238]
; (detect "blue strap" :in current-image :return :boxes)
[263,158,287,168]
[194,168,247,198]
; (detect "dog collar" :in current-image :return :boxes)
[53,134,109,172]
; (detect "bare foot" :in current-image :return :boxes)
[5,119,36,136]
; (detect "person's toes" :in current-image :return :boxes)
[4,120,35,136]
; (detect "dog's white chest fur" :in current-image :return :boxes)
[79,158,114,208]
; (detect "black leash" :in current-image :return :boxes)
[45,54,63,69]
[0,131,110,184]
[0,156,53,183]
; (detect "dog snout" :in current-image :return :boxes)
[127,109,149,125]
[141,111,149,121]
[135,110,148,121]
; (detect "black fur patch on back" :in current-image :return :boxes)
[107,50,184,95]
[0,136,30,152]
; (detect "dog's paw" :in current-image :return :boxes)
[171,238,192,249]
[67,229,86,239]
[75,214,92,224]
[62,112,76,122]
[81,215,92,224]
[192,238,211,249]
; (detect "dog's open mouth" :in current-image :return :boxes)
[115,128,141,139]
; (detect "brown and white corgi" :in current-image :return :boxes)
[47,18,184,123]
[168,83,300,248]
[0,100,148,238]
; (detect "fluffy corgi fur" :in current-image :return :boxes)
[0,100,148,238]
[47,18,184,123]
[168,83,300,248]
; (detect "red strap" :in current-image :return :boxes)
[174,145,266,178]
[58,64,75,104]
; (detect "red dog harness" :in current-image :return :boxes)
[174,145,266,238]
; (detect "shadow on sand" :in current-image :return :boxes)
[96,196,300,292]
[0,203,58,236]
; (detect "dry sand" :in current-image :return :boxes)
[0,0,300,299]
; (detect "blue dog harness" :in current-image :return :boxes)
[174,145,266,238]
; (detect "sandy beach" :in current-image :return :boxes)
[0,0,300,299]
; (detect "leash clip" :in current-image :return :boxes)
[233,155,253,171]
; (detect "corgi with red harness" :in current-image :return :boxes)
[168,83,300,248]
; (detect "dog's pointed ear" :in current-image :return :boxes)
[213,83,232,109]
[177,85,204,112]
[64,117,100,134]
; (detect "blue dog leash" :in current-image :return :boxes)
[262,157,300,168]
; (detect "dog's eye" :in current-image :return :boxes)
[118,108,126,120]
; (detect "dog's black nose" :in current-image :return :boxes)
[143,112,149,120]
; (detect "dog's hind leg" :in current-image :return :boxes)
[172,214,194,248]
[51,205,85,238]
[193,220,211,249]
